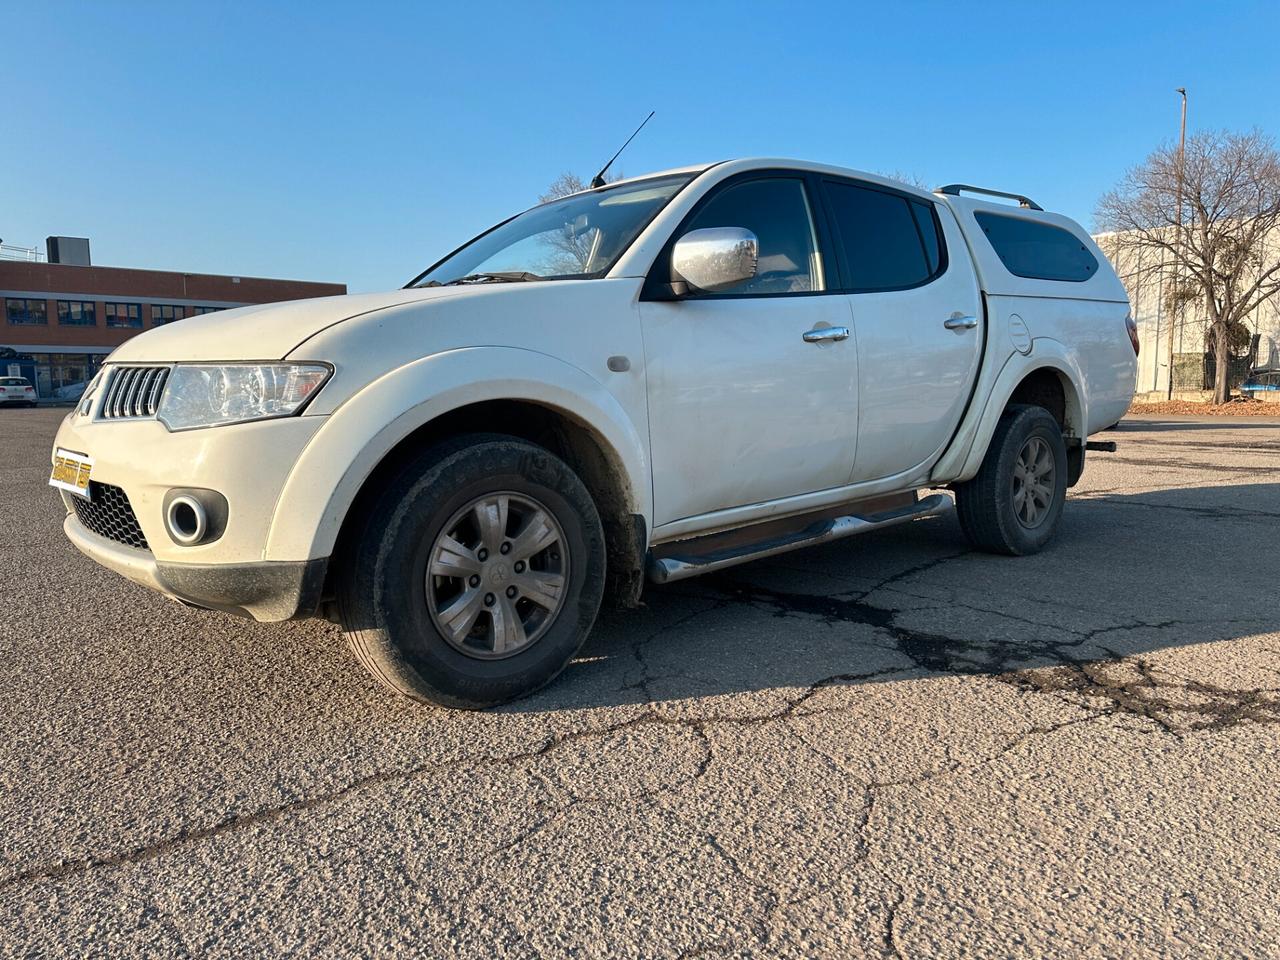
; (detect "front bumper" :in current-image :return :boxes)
[53,406,333,621]
[51,410,325,566]
[63,512,328,621]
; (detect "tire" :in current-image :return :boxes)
[954,404,1067,556]
[336,434,606,708]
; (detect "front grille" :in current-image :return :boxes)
[99,366,170,419]
[70,482,149,550]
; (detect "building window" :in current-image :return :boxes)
[192,305,226,315]
[57,300,97,326]
[105,302,144,328]
[5,298,48,325]
[151,304,186,325]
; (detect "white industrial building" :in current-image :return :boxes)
[1094,232,1280,399]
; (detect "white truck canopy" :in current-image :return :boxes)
[935,184,1128,304]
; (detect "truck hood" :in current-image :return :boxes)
[109,288,466,363]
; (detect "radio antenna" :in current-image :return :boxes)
[590,111,655,188]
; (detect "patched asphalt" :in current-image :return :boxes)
[2,407,1278,958]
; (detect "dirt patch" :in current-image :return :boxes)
[1128,399,1280,417]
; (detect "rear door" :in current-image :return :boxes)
[818,177,984,483]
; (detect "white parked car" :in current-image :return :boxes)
[53,381,88,402]
[50,159,1136,707]
[0,376,37,407]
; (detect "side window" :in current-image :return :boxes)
[911,201,942,274]
[822,180,941,291]
[681,178,821,295]
[974,212,1098,282]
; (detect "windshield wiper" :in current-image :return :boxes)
[422,271,545,287]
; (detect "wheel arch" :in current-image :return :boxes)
[265,348,651,607]
[934,341,1088,485]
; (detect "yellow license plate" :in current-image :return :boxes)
[49,449,94,500]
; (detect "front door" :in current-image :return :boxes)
[640,175,859,528]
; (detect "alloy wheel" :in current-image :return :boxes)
[425,492,569,659]
[1012,436,1055,529]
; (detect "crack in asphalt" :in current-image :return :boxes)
[882,880,907,960]
[0,752,522,892]
[787,711,1111,806]
[856,549,973,597]
[1006,658,1280,735]
[710,580,1280,738]
[483,721,716,861]
[702,832,782,951]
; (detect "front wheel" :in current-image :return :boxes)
[954,404,1068,556]
[336,435,606,708]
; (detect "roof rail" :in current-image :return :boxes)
[935,184,1043,211]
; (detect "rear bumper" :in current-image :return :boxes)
[63,512,328,622]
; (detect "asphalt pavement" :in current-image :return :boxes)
[2,407,1278,958]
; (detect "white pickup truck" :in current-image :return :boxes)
[50,159,1136,707]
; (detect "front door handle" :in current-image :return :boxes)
[802,325,850,343]
[944,315,979,330]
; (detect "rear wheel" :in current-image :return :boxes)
[336,435,606,708]
[954,404,1067,556]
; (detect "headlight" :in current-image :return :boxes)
[157,363,331,431]
[77,370,104,417]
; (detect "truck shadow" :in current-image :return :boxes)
[508,481,1280,719]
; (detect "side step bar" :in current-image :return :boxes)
[647,494,953,584]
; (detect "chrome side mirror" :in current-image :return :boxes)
[671,227,758,294]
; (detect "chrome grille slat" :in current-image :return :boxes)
[139,368,158,416]
[147,368,168,415]
[99,365,171,420]
[106,369,121,418]
[123,368,143,417]
[111,369,129,418]
[118,368,138,417]
[132,369,153,417]
[121,368,139,417]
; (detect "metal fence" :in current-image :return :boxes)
[1172,352,1255,393]
[0,243,45,263]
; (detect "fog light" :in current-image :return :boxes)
[166,495,208,545]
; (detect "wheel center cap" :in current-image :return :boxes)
[487,561,509,585]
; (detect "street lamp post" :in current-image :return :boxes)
[1167,86,1188,400]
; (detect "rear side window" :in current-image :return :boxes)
[911,203,941,274]
[974,212,1098,282]
[822,180,944,291]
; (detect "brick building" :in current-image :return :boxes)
[0,253,346,398]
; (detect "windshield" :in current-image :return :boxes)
[409,173,694,287]
[0,378,29,386]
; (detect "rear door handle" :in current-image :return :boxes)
[944,315,979,330]
[802,325,850,343]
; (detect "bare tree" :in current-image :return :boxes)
[1097,130,1280,403]
[876,169,931,191]
[539,170,620,204]
[535,171,621,275]
[539,172,591,204]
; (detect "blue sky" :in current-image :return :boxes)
[5,0,1279,293]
